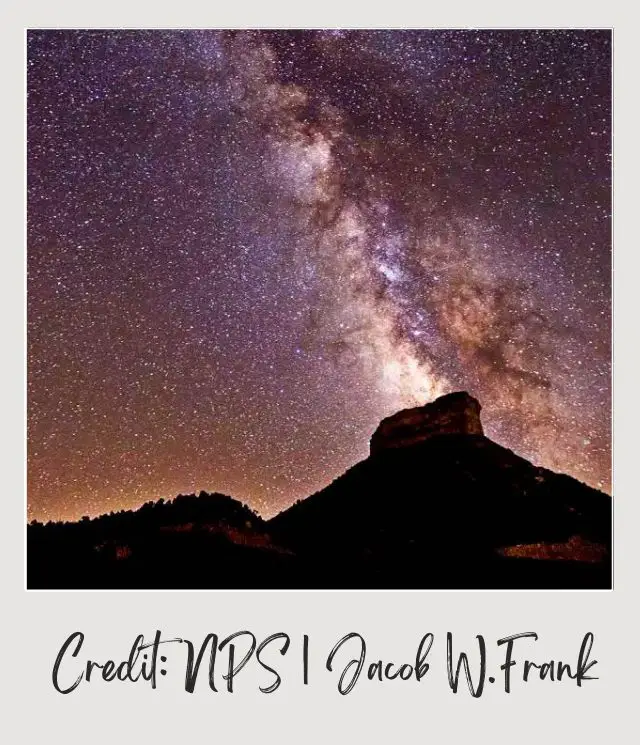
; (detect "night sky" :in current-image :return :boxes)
[27,30,611,523]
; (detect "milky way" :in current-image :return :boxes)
[27,30,611,521]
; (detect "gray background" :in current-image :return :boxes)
[2,2,636,742]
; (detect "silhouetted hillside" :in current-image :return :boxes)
[269,432,610,588]
[28,491,294,589]
[27,392,612,589]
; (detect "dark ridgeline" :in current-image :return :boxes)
[27,392,612,590]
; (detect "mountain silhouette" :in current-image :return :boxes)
[27,392,611,589]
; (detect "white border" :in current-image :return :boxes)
[2,4,637,744]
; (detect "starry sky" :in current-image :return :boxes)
[27,30,611,522]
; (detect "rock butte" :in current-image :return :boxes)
[370,391,484,455]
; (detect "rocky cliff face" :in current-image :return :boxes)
[268,388,610,589]
[370,391,483,455]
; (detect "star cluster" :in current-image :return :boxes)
[27,30,611,522]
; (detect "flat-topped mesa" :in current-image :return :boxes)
[370,391,483,455]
